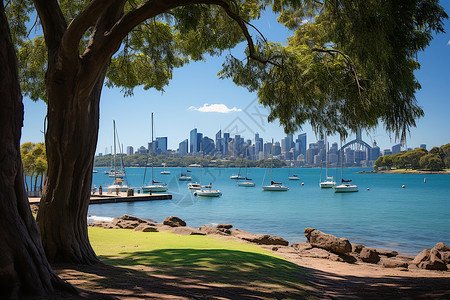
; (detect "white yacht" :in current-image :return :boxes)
[333,181,358,193]
[107,120,129,193]
[160,163,170,175]
[236,149,255,187]
[262,139,289,191]
[142,113,168,193]
[320,135,336,188]
[288,161,300,180]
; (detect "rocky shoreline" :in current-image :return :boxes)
[90,214,450,272]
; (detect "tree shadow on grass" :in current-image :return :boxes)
[51,248,318,299]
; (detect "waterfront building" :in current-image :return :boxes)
[223,132,230,155]
[392,144,401,155]
[296,133,307,156]
[179,139,188,156]
[202,136,215,155]
[156,137,167,154]
[126,146,134,156]
[197,133,203,153]
[190,128,198,153]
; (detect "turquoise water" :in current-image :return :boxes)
[89,167,450,255]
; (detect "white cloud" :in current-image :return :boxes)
[188,103,242,113]
[447,40,450,45]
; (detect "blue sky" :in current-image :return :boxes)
[21,5,450,154]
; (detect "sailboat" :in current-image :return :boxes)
[107,120,129,193]
[320,135,336,188]
[178,167,192,181]
[288,160,300,181]
[160,162,170,175]
[193,142,222,197]
[262,139,289,191]
[333,141,358,193]
[142,113,168,193]
[237,148,255,187]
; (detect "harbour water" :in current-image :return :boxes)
[89,167,450,255]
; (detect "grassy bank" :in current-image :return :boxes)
[71,227,314,299]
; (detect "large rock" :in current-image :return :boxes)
[381,258,409,269]
[360,247,380,264]
[134,223,158,232]
[217,224,233,229]
[231,229,289,246]
[411,245,448,271]
[163,216,186,227]
[412,249,431,265]
[291,243,313,252]
[170,227,206,236]
[352,243,365,254]
[304,228,352,255]
[375,248,398,258]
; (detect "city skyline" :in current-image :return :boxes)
[20,5,450,154]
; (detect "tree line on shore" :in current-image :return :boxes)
[374,143,450,171]
[95,153,288,168]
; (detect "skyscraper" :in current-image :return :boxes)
[126,146,134,156]
[296,133,307,156]
[156,137,168,154]
[215,130,222,153]
[190,128,197,153]
[179,139,188,156]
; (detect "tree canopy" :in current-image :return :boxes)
[7,0,447,140]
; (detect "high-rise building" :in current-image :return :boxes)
[126,146,134,156]
[392,144,401,155]
[197,132,203,152]
[156,137,168,154]
[223,132,230,155]
[370,141,380,161]
[190,128,197,153]
[179,139,188,156]
[296,133,307,156]
[202,136,215,155]
[215,130,222,153]
[420,144,427,150]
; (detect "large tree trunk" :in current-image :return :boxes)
[0,4,73,298]
[37,68,106,264]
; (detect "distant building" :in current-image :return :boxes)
[190,128,197,153]
[420,144,427,150]
[137,146,148,154]
[126,146,134,156]
[392,144,401,155]
[296,133,307,157]
[383,149,393,156]
[202,136,215,155]
[179,139,188,156]
[156,137,167,154]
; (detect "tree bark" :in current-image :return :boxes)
[37,67,107,264]
[0,4,73,298]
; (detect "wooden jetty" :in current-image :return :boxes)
[29,192,172,205]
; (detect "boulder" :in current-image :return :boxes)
[360,247,380,264]
[441,252,450,264]
[419,259,447,271]
[412,249,431,265]
[304,228,352,255]
[217,224,233,229]
[375,248,399,258]
[381,258,409,269]
[119,214,149,223]
[163,216,186,227]
[134,223,158,232]
[352,243,365,254]
[231,229,289,246]
[198,225,222,235]
[433,242,450,252]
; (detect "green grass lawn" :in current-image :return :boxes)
[88,227,313,298]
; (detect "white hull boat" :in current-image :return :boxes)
[288,175,300,181]
[333,183,358,193]
[230,174,245,180]
[262,183,289,191]
[188,182,202,190]
[237,181,256,187]
[194,189,222,197]
[178,175,192,181]
[142,184,168,193]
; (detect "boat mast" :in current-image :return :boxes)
[325,134,328,178]
[270,138,273,183]
[151,112,154,183]
[113,120,116,181]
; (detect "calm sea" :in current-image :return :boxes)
[89,167,450,255]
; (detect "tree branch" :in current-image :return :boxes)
[62,0,120,59]
[312,47,363,96]
[32,0,66,51]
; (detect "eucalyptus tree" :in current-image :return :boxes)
[7,0,447,267]
[0,3,73,297]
